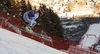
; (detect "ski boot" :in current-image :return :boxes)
[25,26,33,33]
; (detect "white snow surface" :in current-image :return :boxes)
[80,23,100,48]
[0,28,67,54]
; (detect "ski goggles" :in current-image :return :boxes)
[39,9,44,15]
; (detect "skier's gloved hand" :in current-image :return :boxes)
[33,18,35,20]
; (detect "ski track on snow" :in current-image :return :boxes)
[0,28,67,54]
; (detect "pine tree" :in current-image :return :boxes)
[1,0,13,14]
[20,0,27,19]
[10,0,16,11]
[37,4,64,37]
[27,0,32,11]
[5,0,12,8]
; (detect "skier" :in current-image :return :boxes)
[23,8,44,32]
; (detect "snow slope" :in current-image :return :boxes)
[80,24,100,48]
[0,28,67,54]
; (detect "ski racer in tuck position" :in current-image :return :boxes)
[23,8,44,32]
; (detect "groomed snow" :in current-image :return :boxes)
[80,24,100,48]
[0,28,67,54]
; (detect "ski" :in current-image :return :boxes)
[8,24,52,42]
